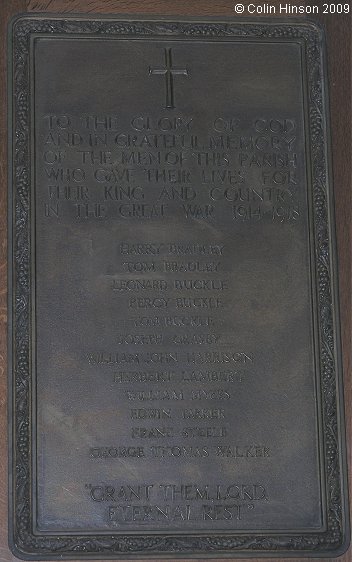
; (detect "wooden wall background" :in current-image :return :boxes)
[0,1,350,561]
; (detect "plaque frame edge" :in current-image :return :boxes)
[7,13,350,560]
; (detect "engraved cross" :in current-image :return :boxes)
[149,48,188,109]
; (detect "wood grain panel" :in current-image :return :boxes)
[27,0,304,15]
[1,2,350,561]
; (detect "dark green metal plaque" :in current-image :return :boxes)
[8,15,349,559]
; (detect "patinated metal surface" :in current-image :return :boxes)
[8,15,349,558]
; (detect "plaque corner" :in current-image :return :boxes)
[8,531,34,562]
[8,12,32,39]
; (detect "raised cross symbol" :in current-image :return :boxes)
[149,48,188,109]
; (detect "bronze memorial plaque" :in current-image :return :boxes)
[8,15,349,559]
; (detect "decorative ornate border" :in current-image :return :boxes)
[9,16,348,558]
